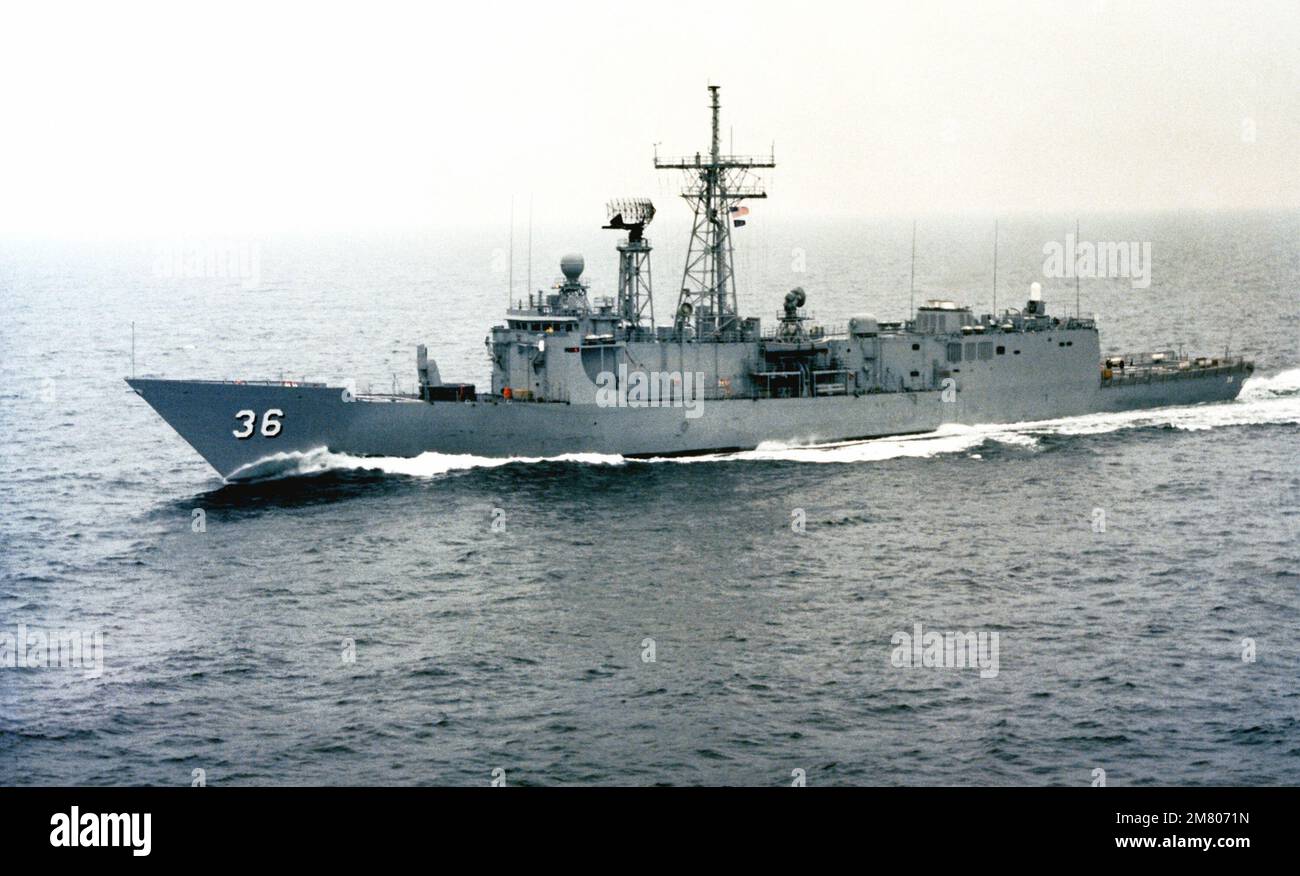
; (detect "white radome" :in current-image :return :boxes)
[560,253,585,281]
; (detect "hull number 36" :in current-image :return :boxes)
[233,409,283,439]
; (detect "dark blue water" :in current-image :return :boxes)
[2,211,1298,785]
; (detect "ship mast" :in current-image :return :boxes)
[602,198,656,334]
[656,86,774,338]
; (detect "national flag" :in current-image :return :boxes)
[730,206,750,216]
[733,219,747,227]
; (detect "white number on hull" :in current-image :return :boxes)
[261,409,283,437]
[233,410,256,439]
[233,409,284,439]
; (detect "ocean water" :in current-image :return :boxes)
[1,211,1298,785]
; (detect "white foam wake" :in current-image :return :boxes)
[984,366,1300,439]
[229,368,1300,478]
[647,423,995,465]
[228,447,626,481]
[1239,366,1300,401]
[649,367,1300,464]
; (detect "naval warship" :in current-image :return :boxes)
[129,86,1253,481]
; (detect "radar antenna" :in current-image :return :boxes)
[602,198,656,333]
[656,85,774,338]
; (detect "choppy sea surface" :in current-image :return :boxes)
[1,211,1298,785]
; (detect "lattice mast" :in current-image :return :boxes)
[602,199,656,333]
[655,85,774,338]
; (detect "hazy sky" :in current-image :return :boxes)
[1,0,1297,234]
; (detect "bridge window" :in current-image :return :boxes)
[996,346,1005,355]
[947,343,962,363]
[978,342,992,360]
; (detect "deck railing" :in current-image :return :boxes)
[1100,356,1250,387]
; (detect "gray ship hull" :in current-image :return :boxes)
[127,365,1249,480]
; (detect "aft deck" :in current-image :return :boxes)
[1100,353,1252,388]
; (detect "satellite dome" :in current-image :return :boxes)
[560,253,585,281]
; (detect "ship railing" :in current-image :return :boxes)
[194,378,329,387]
[1107,351,1247,369]
[508,303,584,317]
[654,153,776,169]
[653,329,760,344]
[759,323,848,341]
[640,323,852,344]
[673,183,770,198]
[490,389,572,404]
[1107,349,1179,367]
[1100,355,1249,387]
[355,392,421,403]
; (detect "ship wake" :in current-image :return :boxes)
[687,366,1300,464]
[226,447,628,482]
